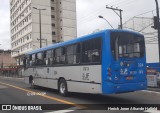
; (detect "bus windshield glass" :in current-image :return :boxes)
[111,32,145,60]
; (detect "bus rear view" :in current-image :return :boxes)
[102,30,147,94]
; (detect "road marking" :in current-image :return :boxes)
[144,110,160,113]
[0,82,86,109]
[44,107,79,113]
[45,110,74,113]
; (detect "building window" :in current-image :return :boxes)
[52,23,55,27]
[52,32,56,35]
[51,15,55,19]
[51,7,55,10]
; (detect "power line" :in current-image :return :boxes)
[78,0,133,23]
[138,22,154,32]
[106,6,123,29]
[108,0,127,6]
[135,9,156,17]
[116,0,135,7]
[107,0,123,6]
[78,8,106,24]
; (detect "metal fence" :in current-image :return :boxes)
[0,68,23,78]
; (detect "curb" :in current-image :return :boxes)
[0,76,24,80]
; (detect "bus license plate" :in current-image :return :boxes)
[126,76,133,80]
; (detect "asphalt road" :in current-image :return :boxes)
[0,77,160,113]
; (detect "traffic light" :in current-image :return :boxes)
[153,16,159,29]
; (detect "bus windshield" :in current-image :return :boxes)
[111,32,145,60]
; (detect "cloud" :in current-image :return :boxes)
[0,0,158,50]
[0,0,10,50]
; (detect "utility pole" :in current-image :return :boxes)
[106,6,123,29]
[33,7,46,48]
[155,0,160,65]
[37,38,48,46]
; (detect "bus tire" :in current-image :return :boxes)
[30,78,36,89]
[58,79,68,97]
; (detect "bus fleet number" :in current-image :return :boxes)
[82,67,90,81]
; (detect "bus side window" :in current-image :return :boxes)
[66,45,74,64]
[52,49,56,65]
[60,47,66,64]
[23,56,27,68]
[66,44,80,64]
[44,51,47,65]
[55,48,62,64]
[32,54,36,66]
[74,44,80,64]
[36,52,44,65]
[29,55,32,66]
[45,50,53,65]
[82,38,101,63]
[92,38,101,62]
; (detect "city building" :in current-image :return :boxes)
[10,0,77,65]
[0,50,17,75]
[123,17,158,63]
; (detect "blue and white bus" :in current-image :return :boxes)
[24,29,147,96]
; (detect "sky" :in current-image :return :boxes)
[0,0,159,50]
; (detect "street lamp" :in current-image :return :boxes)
[98,15,114,29]
[33,7,46,48]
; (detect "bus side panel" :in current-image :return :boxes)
[54,65,102,94]
[67,82,102,94]
[24,65,102,94]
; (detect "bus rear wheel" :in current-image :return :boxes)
[30,79,36,89]
[58,79,68,97]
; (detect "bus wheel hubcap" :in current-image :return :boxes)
[31,80,34,86]
[60,83,65,94]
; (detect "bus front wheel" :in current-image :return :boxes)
[58,79,68,97]
[30,78,36,89]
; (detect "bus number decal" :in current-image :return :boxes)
[82,67,90,81]
[83,67,89,71]
[138,63,144,67]
[82,73,90,80]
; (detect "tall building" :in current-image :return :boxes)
[10,0,77,64]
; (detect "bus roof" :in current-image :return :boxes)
[26,29,143,55]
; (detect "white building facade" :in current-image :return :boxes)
[10,0,77,64]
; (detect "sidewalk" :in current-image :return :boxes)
[147,87,160,92]
[0,76,24,80]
